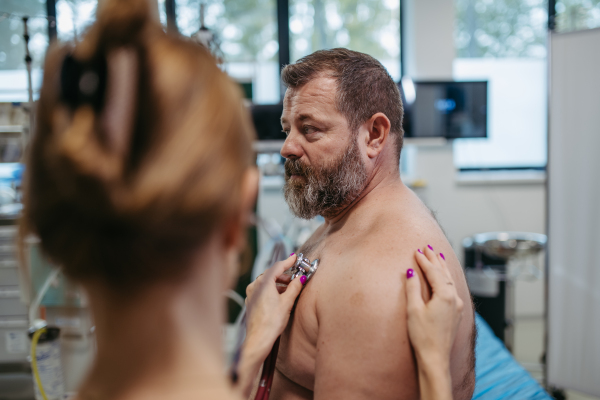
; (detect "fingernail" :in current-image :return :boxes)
[427,244,433,250]
[406,269,414,279]
[440,253,445,260]
[417,249,423,254]
[290,253,295,256]
[300,275,307,285]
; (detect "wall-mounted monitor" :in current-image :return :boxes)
[399,80,488,139]
[251,103,285,141]
[252,80,487,141]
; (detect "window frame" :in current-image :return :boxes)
[43,0,403,101]
[165,0,403,101]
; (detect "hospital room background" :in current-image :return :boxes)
[0,0,598,399]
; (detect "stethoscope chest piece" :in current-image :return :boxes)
[289,253,319,283]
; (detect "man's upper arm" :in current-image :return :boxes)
[312,255,420,400]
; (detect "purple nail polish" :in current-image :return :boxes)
[300,275,307,285]
[406,269,414,279]
[417,249,423,254]
[428,245,433,251]
[440,253,445,260]
[290,253,295,256]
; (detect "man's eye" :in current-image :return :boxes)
[282,130,290,136]
[303,126,316,134]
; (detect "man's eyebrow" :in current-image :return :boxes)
[298,113,317,122]
[281,113,318,125]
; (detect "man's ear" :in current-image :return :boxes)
[364,112,391,159]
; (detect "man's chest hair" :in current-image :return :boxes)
[298,239,321,260]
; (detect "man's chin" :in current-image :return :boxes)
[286,175,307,184]
[289,207,320,220]
[283,190,318,220]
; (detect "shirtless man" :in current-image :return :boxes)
[271,49,475,400]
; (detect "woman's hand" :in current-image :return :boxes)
[405,246,465,400]
[245,254,304,348]
[236,254,304,398]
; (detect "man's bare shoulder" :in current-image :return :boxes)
[335,189,446,268]
[308,199,425,398]
[288,186,475,399]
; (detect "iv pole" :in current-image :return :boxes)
[23,16,35,142]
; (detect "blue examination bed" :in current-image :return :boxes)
[473,314,552,399]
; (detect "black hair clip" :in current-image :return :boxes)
[60,53,108,112]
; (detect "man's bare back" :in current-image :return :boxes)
[271,182,475,400]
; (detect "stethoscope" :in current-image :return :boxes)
[287,252,320,282]
[230,253,320,400]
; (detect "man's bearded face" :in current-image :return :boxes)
[283,136,368,219]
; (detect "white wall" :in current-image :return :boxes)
[403,0,455,79]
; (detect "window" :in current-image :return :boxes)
[56,0,97,42]
[453,0,548,170]
[175,0,281,104]
[554,0,600,32]
[56,0,167,41]
[289,0,401,81]
[0,0,48,102]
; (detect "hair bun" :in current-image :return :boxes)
[95,0,153,46]
[60,53,108,112]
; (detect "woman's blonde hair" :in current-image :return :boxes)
[20,0,255,290]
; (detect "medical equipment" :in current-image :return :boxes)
[286,253,319,282]
[29,322,65,400]
[191,3,224,64]
[16,237,95,398]
[464,232,546,350]
[399,80,488,139]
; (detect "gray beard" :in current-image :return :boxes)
[283,138,368,220]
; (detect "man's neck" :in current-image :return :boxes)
[324,164,403,228]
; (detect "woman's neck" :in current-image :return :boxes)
[78,245,236,400]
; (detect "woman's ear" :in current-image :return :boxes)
[224,167,259,251]
[365,112,391,159]
[222,167,259,289]
[241,166,260,223]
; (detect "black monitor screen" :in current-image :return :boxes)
[251,103,285,141]
[401,81,487,139]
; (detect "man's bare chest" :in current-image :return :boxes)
[274,224,370,391]
[274,237,340,391]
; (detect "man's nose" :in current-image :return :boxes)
[281,131,303,160]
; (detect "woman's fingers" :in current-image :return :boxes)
[437,253,456,287]
[423,245,439,265]
[406,257,424,310]
[276,273,292,286]
[267,254,297,281]
[416,250,446,291]
[246,280,257,299]
[281,274,303,306]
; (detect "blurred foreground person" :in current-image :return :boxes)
[19,0,289,398]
